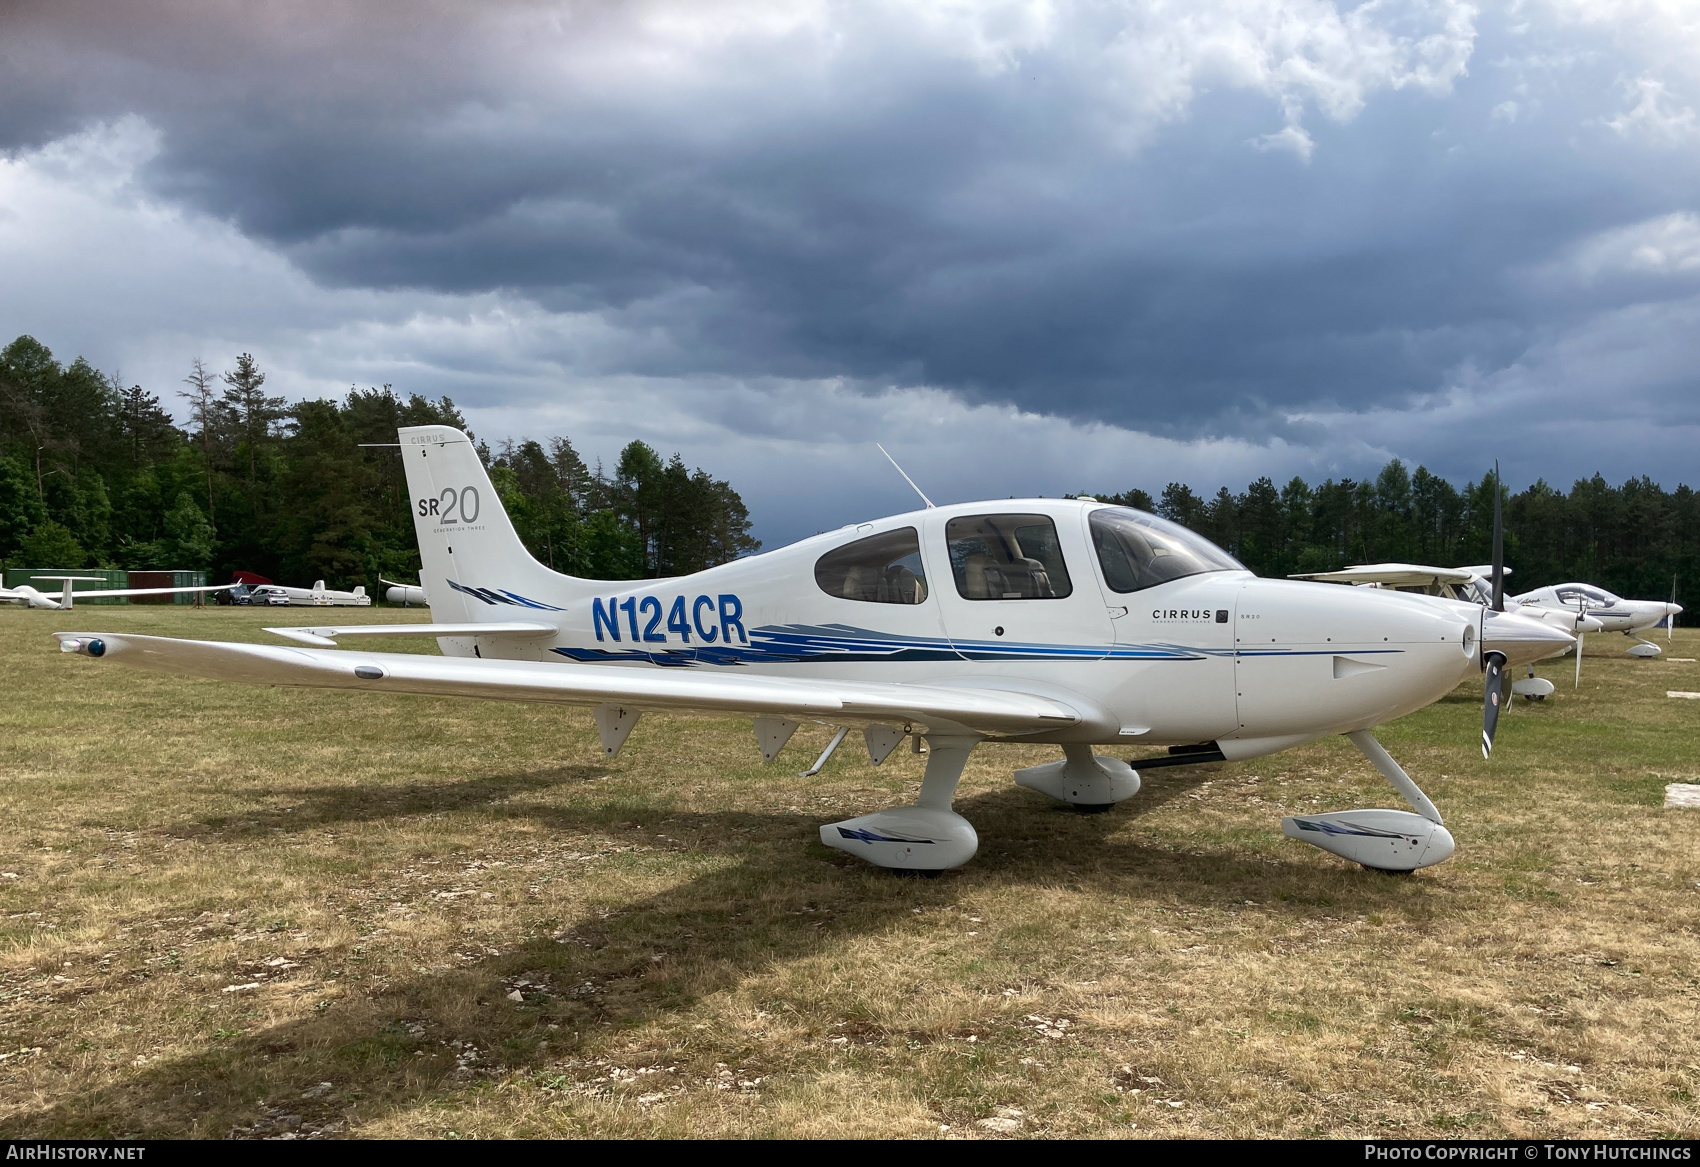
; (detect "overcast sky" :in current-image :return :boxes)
[2,0,1697,547]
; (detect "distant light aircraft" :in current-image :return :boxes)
[1,575,235,610]
[244,581,373,608]
[56,426,1574,875]
[381,578,428,607]
[1511,582,1681,658]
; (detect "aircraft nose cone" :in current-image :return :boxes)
[1482,609,1576,668]
[1670,602,1684,617]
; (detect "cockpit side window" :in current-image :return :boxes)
[945,514,1074,599]
[814,527,929,604]
[1089,506,1243,593]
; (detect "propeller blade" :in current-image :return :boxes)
[1489,461,1504,612]
[1671,574,1678,643]
[1483,650,1507,758]
[1574,632,1583,689]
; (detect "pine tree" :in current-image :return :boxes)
[220,353,286,487]
[179,358,225,533]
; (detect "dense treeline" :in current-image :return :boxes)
[1092,459,1699,601]
[0,336,758,589]
[4,333,1693,601]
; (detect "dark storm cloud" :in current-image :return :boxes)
[3,0,1698,465]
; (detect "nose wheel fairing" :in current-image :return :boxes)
[1282,809,1455,872]
[1014,744,1140,809]
[1281,729,1454,872]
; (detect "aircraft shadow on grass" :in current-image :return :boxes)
[16,763,1442,1138]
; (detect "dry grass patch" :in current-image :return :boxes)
[0,606,1694,1138]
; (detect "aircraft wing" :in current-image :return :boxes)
[61,584,237,600]
[1288,563,1478,588]
[265,622,556,646]
[52,632,1083,737]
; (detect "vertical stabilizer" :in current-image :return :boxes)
[398,426,583,632]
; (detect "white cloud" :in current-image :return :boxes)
[1604,75,1698,141]
[1550,212,1700,282]
[483,0,1477,152]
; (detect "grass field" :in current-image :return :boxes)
[0,605,1695,1139]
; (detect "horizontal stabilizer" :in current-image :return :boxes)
[265,622,556,647]
[54,632,1082,736]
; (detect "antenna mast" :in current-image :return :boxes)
[876,444,935,508]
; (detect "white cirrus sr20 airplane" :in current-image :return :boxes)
[54,426,1575,876]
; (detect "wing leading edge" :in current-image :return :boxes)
[52,632,1082,738]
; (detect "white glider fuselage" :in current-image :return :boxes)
[2,578,235,610]
[1512,584,1680,637]
[247,582,372,607]
[400,426,1550,757]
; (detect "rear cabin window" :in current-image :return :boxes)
[945,514,1073,599]
[814,527,929,604]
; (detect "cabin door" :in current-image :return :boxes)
[924,509,1113,664]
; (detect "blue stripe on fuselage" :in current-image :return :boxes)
[549,622,1405,667]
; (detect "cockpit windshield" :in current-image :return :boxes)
[1089,507,1244,593]
[1556,584,1616,607]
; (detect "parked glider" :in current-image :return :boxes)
[2,575,235,610]
[244,580,373,608]
[1511,582,1681,658]
[56,426,1574,875]
[381,578,428,607]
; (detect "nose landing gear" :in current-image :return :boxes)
[1014,743,1141,813]
[1280,730,1455,873]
